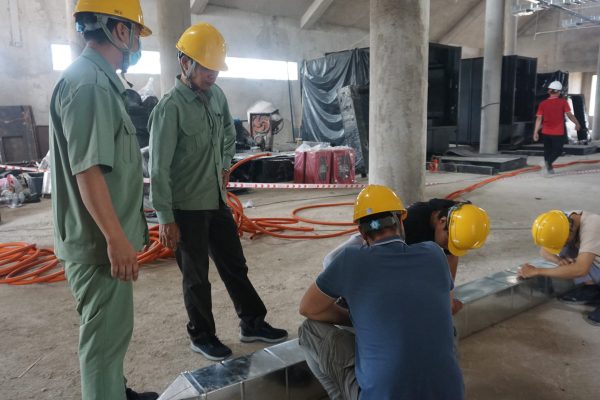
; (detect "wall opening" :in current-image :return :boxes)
[220,57,298,81]
[51,44,160,75]
[51,44,298,81]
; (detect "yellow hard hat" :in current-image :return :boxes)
[531,210,569,255]
[176,23,228,72]
[447,203,490,256]
[353,185,407,222]
[74,0,152,36]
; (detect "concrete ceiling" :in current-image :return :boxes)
[204,0,486,42]
[208,0,315,20]
[205,0,482,29]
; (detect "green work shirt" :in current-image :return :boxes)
[49,47,148,264]
[148,77,236,224]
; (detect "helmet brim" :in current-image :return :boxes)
[447,239,468,257]
[140,25,152,37]
[542,246,563,255]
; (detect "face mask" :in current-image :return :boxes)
[128,39,142,66]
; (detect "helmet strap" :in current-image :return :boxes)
[180,57,200,92]
[90,14,136,85]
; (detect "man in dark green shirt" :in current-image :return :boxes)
[50,1,155,399]
[149,23,287,361]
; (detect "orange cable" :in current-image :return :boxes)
[3,156,599,284]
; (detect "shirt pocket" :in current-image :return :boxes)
[120,117,139,164]
[210,104,224,138]
[180,114,208,155]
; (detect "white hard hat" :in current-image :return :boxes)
[548,81,563,91]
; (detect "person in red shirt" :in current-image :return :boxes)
[534,80,581,174]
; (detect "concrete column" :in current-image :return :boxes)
[157,0,191,95]
[503,0,517,55]
[479,0,505,154]
[369,0,429,205]
[593,44,600,140]
[65,0,85,60]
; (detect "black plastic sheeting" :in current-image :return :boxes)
[338,85,369,174]
[124,89,159,148]
[536,71,569,98]
[300,48,369,145]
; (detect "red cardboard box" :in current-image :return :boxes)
[331,147,356,184]
[304,150,332,184]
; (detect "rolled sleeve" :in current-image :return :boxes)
[61,84,115,175]
[149,101,179,225]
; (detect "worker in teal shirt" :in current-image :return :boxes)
[50,1,156,399]
[148,23,287,361]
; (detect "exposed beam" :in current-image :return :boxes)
[190,0,208,15]
[517,14,538,36]
[301,0,335,29]
[435,0,485,44]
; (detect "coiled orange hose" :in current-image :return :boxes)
[2,157,599,284]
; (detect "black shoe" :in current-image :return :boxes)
[190,335,232,361]
[125,388,159,400]
[559,285,600,305]
[240,322,288,343]
[585,306,600,326]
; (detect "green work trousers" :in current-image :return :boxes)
[64,261,133,400]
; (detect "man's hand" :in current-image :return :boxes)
[575,122,582,132]
[159,222,180,250]
[518,263,538,279]
[533,132,539,142]
[451,298,463,315]
[222,169,230,190]
[107,237,139,281]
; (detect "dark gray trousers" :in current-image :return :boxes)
[174,203,267,342]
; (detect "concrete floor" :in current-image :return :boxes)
[1,153,600,399]
[461,299,600,400]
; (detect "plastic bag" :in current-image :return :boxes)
[138,77,156,101]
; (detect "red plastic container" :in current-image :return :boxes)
[331,147,356,184]
[304,150,332,184]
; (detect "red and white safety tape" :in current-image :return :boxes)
[0,164,44,173]
[227,182,365,189]
[143,177,361,188]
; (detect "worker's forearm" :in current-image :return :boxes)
[534,118,542,134]
[301,303,351,326]
[533,264,587,280]
[567,113,579,125]
[76,166,128,243]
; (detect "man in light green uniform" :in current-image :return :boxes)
[50,1,156,399]
[149,23,287,361]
